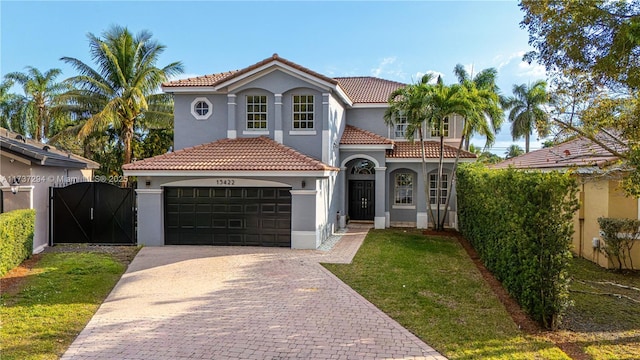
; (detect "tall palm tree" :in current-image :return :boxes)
[453,64,503,150]
[385,75,471,230]
[4,67,68,141]
[60,25,183,166]
[0,78,25,133]
[385,74,439,228]
[439,65,504,229]
[505,144,525,159]
[502,80,550,153]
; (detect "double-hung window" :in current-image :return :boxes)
[293,95,314,129]
[429,173,448,205]
[246,95,267,130]
[394,173,413,205]
[430,117,449,137]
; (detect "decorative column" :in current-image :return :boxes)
[339,167,347,228]
[322,93,330,163]
[274,94,283,143]
[135,189,164,246]
[290,189,319,249]
[374,167,386,229]
[227,94,237,139]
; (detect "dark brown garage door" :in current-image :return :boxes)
[165,187,291,246]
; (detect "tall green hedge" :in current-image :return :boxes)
[0,209,36,277]
[456,163,579,329]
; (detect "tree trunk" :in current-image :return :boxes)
[439,134,465,230]
[122,125,133,186]
[436,134,445,231]
[525,132,530,153]
[419,127,437,229]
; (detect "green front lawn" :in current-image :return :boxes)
[559,257,640,359]
[0,252,128,360]
[324,229,568,360]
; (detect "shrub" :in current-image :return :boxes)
[597,217,640,270]
[0,209,36,277]
[456,163,579,329]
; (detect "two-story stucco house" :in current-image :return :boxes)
[123,54,475,249]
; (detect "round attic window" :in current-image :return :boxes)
[191,97,212,120]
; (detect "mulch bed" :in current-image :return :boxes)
[423,229,590,360]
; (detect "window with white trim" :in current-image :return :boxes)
[429,173,448,205]
[394,173,413,204]
[431,117,449,137]
[293,95,314,129]
[190,97,212,120]
[394,113,408,138]
[246,95,267,129]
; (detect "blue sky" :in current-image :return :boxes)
[1,0,548,154]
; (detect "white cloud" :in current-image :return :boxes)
[370,56,405,80]
[516,61,546,79]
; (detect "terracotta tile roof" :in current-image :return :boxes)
[335,77,406,103]
[491,136,624,170]
[340,125,394,145]
[163,54,338,88]
[122,137,338,172]
[387,141,477,159]
[163,54,406,104]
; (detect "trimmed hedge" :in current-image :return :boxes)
[456,163,579,329]
[0,209,36,277]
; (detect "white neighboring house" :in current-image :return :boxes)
[0,128,99,253]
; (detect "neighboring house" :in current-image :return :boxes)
[0,128,99,253]
[492,136,639,269]
[123,54,476,249]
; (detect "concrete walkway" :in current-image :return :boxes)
[62,224,446,360]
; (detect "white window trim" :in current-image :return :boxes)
[394,114,408,139]
[289,130,317,136]
[190,97,212,120]
[428,173,449,205]
[394,172,414,205]
[292,94,315,130]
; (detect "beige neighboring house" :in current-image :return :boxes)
[0,128,99,253]
[492,136,639,269]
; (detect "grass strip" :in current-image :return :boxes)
[1,252,125,360]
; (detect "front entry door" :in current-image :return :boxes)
[349,180,375,220]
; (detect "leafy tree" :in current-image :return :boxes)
[4,67,69,142]
[502,81,550,153]
[521,0,640,90]
[520,0,640,196]
[478,151,502,164]
[541,139,556,148]
[468,144,482,155]
[60,25,183,168]
[505,144,524,159]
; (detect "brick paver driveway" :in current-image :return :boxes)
[62,225,446,360]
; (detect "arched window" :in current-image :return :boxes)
[350,160,375,174]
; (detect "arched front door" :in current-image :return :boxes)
[348,159,375,221]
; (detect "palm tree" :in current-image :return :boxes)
[385,74,439,228]
[502,80,550,153]
[386,75,471,230]
[505,144,525,159]
[453,64,503,150]
[0,78,24,133]
[60,25,183,166]
[4,67,68,141]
